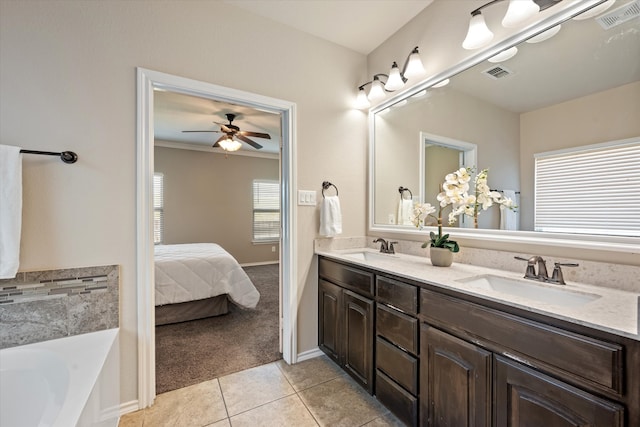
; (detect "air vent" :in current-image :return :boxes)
[482,65,514,80]
[595,0,640,30]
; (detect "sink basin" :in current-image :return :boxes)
[457,274,601,308]
[342,251,399,262]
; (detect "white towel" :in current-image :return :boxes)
[499,190,518,231]
[397,199,414,225]
[0,145,22,279]
[319,195,342,237]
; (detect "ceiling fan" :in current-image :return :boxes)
[182,113,271,151]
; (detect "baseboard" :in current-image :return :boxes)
[118,399,141,417]
[240,261,279,267]
[297,347,324,362]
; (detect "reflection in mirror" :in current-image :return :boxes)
[371,0,640,241]
[419,132,477,229]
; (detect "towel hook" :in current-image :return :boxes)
[398,186,413,200]
[322,181,339,198]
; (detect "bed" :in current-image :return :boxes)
[154,243,260,325]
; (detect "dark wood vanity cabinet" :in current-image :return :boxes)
[420,324,492,427]
[494,356,624,427]
[375,276,420,426]
[318,258,375,393]
[318,256,639,426]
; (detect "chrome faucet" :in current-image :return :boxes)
[515,255,548,281]
[373,238,398,254]
[549,262,579,285]
[515,256,578,285]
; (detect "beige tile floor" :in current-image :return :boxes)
[119,354,406,427]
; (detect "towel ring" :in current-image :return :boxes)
[322,181,338,198]
[398,186,413,200]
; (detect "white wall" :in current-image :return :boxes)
[0,0,367,406]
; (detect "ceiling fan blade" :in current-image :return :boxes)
[219,124,233,133]
[182,130,221,133]
[240,131,271,139]
[212,135,227,148]
[236,134,263,149]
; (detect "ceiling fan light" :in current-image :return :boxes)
[502,0,540,28]
[462,12,494,50]
[355,87,371,109]
[573,0,615,20]
[488,46,519,63]
[368,77,386,101]
[525,24,561,43]
[404,47,426,79]
[385,62,405,91]
[219,137,241,152]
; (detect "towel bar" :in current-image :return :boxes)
[20,149,78,164]
[321,181,338,198]
[398,186,413,199]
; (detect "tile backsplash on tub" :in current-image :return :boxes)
[0,265,119,349]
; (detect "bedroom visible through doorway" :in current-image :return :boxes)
[152,90,283,393]
[136,67,297,407]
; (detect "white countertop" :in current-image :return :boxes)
[316,248,640,341]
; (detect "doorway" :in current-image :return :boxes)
[136,68,297,407]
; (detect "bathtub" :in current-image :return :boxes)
[0,328,119,427]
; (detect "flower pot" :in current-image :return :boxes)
[430,247,453,267]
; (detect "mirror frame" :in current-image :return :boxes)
[368,0,640,254]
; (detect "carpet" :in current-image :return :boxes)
[155,263,281,394]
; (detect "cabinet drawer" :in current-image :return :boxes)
[376,370,418,427]
[376,304,418,355]
[376,337,418,395]
[420,289,623,394]
[376,276,418,315]
[319,258,374,297]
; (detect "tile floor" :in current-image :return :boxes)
[119,355,406,427]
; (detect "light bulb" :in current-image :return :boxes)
[219,137,241,152]
[463,12,494,50]
[404,48,426,79]
[385,62,405,91]
[355,87,371,109]
[368,77,386,101]
[502,0,540,28]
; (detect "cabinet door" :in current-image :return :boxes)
[318,279,342,364]
[494,356,624,427]
[420,324,491,427]
[343,289,374,393]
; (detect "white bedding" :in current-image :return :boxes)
[154,243,260,309]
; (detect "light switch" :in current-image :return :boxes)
[298,190,317,206]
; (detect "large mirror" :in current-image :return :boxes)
[371,0,640,246]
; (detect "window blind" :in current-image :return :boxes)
[153,173,164,244]
[534,140,640,236]
[253,180,280,242]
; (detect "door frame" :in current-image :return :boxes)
[136,68,297,408]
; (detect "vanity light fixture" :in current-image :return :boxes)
[355,46,426,109]
[462,0,561,50]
